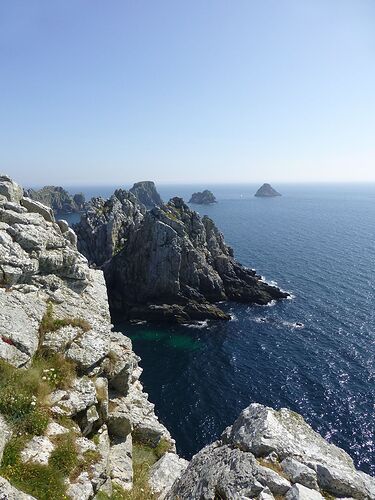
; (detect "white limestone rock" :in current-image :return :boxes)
[51,377,97,416]
[21,436,55,465]
[0,476,36,499]
[110,434,133,491]
[281,457,319,490]
[285,483,324,500]
[0,415,12,463]
[66,472,94,500]
[221,403,375,499]
[21,197,55,223]
[149,452,189,499]
[0,175,23,203]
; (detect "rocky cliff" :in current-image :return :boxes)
[167,403,375,500]
[189,190,217,205]
[76,187,288,323]
[75,190,145,267]
[0,174,185,499]
[105,197,288,323]
[26,186,86,214]
[255,183,281,197]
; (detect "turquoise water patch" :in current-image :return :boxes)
[166,335,201,351]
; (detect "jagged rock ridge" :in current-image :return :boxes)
[189,190,217,205]
[26,185,86,213]
[105,196,288,323]
[255,183,281,197]
[75,184,288,323]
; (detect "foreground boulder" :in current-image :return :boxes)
[167,403,375,500]
[255,183,281,197]
[105,197,288,322]
[189,190,217,205]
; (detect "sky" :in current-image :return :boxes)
[0,0,374,186]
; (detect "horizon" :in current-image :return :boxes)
[1,1,375,185]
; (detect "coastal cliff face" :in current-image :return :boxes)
[0,175,182,499]
[75,190,145,267]
[76,187,287,323]
[105,197,287,323]
[25,186,86,213]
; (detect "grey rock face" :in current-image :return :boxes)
[74,190,145,266]
[25,185,85,214]
[129,180,163,209]
[168,403,375,500]
[189,189,217,204]
[0,174,23,203]
[149,452,189,499]
[255,183,281,197]
[105,197,288,322]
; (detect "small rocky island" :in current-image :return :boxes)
[74,185,288,323]
[0,174,374,499]
[255,183,281,197]
[25,185,86,213]
[189,190,217,205]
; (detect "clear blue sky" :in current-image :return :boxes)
[1,0,374,186]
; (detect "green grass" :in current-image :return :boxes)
[32,350,76,390]
[0,359,50,435]
[50,433,78,476]
[0,436,68,500]
[38,302,91,349]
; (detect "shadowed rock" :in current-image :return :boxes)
[189,190,217,205]
[129,181,163,209]
[104,197,288,323]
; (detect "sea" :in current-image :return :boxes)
[62,183,375,475]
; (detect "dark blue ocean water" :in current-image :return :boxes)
[64,184,375,474]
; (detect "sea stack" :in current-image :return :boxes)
[189,190,217,205]
[255,183,281,197]
[129,181,163,210]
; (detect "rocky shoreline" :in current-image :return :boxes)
[0,174,374,499]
